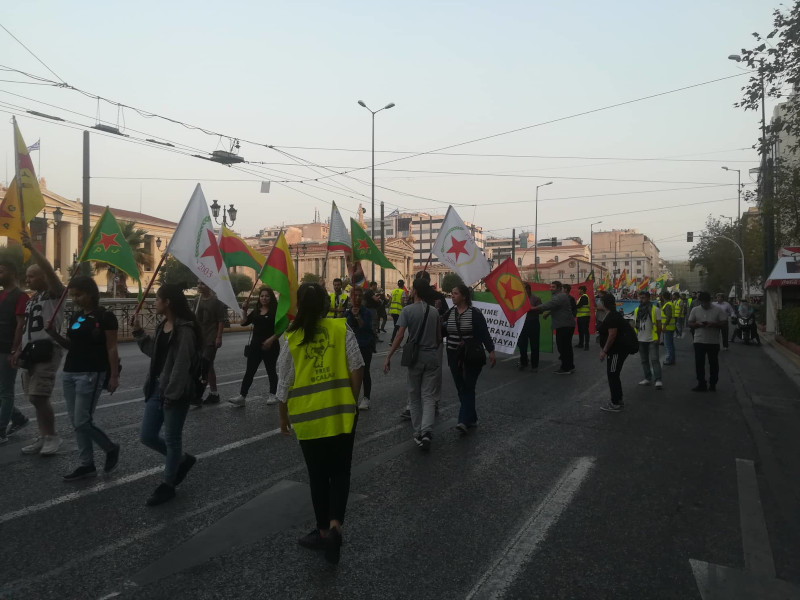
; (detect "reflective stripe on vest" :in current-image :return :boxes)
[633,305,659,341]
[327,292,348,318]
[389,288,404,315]
[286,319,356,440]
[673,301,683,318]
[576,294,591,318]
[661,301,676,331]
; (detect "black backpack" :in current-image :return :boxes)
[619,320,640,356]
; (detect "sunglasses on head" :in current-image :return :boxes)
[71,315,86,330]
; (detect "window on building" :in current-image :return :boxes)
[624,261,630,266]
[558,270,565,278]
[637,260,642,266]
[339,257,346,277]
[636,269,642,274]
[554,255,559,262]
[314,258,320,275]
[517,258,522,266]
[536,256,540,264]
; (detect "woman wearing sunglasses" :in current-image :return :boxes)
[53,276,121,481]
[132,284,201,506]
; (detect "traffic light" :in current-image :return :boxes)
[687,232,693,242]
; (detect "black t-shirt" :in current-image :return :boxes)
[244,309,277,351]
[64,309,118,373]
[598,310,626,354]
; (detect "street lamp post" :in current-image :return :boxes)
[721,165,744,298]
[358,100,395,282]
[209,199,237,228]
[534,181,553,277]
[590,220,602,281]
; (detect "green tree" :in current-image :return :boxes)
[230,272,254,295]
[441,272,464,293]
[301,272,321,284]
[158,256,198,290]
[689,216,755,293]
[0,244,26,276]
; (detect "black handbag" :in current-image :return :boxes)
[455,308,486,368]
[18,339,54,369]
[400,304,430,367]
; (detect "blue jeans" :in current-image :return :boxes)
[448,351,482,425]
[63,371,115,467]
[663,331,675,364]
[0,353,19,433]
[140,391,189,486]
[638,341,662,382]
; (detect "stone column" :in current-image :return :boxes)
[45,223,55,266]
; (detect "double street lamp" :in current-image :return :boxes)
[534,181,553,275]
[357,100,395,282]
[210,199,237,228]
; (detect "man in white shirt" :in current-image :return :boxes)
[688,292,727,392]
[633,290,663,389]
[713,293,735,351]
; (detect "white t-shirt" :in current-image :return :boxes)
[635,304,662,342]
[21,288,64,344]
[688,304,727,345]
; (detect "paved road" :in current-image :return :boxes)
[1,330,799,600]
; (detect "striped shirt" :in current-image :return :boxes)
[446,307,474,352]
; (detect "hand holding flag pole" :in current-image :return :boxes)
[241,230,282,315]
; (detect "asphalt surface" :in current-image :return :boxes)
[1,329,799,600]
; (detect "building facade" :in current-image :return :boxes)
[590,229,661,282]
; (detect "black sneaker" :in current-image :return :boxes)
[146,483,176,506]
[6,415,29,436]
[298,529,326,550]
[174,454,197,486]
[400,409,411,420]
[455,423,468,435]
[600,402,623,412]
[413,434,424,447]
[420,432,432,451]
[190,397,203,408]
[518,361,528,371]
[691,384,708,392]
[63,465,97,481]
[203,393,220,405]
[104,444,120,474]
[325,527,342,564]
[554,369,572,375]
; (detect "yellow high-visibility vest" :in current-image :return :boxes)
[327,292,348,318]
[661,301,676,332]
[389,288,404,316]
[673,300,684,319]
[285,319,356,440]
[576,294,591,318]
[633,305,660,341]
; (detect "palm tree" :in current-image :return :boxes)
[104,220,150,296]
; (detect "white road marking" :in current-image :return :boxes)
[736,458,776,578]
[466,456,596,600]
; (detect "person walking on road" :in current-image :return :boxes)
[384,278,441,449]
[442,283,496,435]
[597,292,629,412]
[230,286,283,407]
[575,285,591,351]
[388,279,406,343]
[0,259,30,445]
[277,282,363,565]
[688,292,727,392]
[517,283,541,371]
[132,284,200,506]
[194,281,226,406]
[713,293,735,351]
[17,234,64,456]
[346,286,374,411]
[49,276,121,481]
[672,292,685,339]
[530,281,575,374]
[660,291,676,366]
[634,290,663,389]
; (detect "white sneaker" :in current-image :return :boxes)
[638,379,651,386]
[265,394,278,406]
[40,435,62,456]
[358,397,370,410]
[655,380,663,389]
[228,395,246,407]
[21,437,44,455]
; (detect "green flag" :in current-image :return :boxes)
[78,207,142,297]
[350,218,395,269]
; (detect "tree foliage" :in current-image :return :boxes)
[688,215,763,293]
[157,256,198,290]
[229,272,254,295]
[441,272,464,293]
[301,272,321,284]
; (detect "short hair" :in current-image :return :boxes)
[579,285,587,293]
[333,278,342,284]
[68,275,100,308]
[524,282,532,293]
[698,291,712,302]
[370,281,377,287]
[599,292,616,311]
[638,290,650,297]
[563,284,571,292]
[551,281,562,289]
[415,270,431,283]
[397,279,405,287]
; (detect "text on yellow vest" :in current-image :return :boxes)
[389,288,404,315]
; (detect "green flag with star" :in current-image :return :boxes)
[78,207,142,297]
[350,218,395,270]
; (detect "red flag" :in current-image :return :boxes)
[484,257,531,326]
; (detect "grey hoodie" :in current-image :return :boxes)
[134,317,199,405]
[538,292,574,329]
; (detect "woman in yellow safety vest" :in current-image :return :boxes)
[277,282,364,565]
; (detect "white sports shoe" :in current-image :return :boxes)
[40,435,62,456]
[638,379,652,386]
[655,380,663,389]
[21,437,44,455]
[358,398,370,410]
[228,395,246,407]
[265,394,278,406]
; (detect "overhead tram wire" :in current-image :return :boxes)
[0,24,67,84]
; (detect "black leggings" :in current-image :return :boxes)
[240,346,278,396]
[360,346,373,398]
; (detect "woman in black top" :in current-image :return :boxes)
[597,292,628,412]
[53,276,120,481]
[442,284,496,435]
[231,286,283,407]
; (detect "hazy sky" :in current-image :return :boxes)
[0,1,780,262]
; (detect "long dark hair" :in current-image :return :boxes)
[68,275,100,309]
[256,285,278,314]
[157,283,202,342]
[287,282,327,345]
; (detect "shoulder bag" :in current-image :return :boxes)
[400,304,430,368]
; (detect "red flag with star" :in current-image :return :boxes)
[350,218,395,269]
[78,207,141,297]
[484,257,532,326]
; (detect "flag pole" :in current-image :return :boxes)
[131,251,168,321]
[45,259,81,330]
[243,231,282,310]
[12,118,24,227]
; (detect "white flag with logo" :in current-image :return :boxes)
[167,184,241,312]
[327,201,351,253]
[432,205,491,285]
